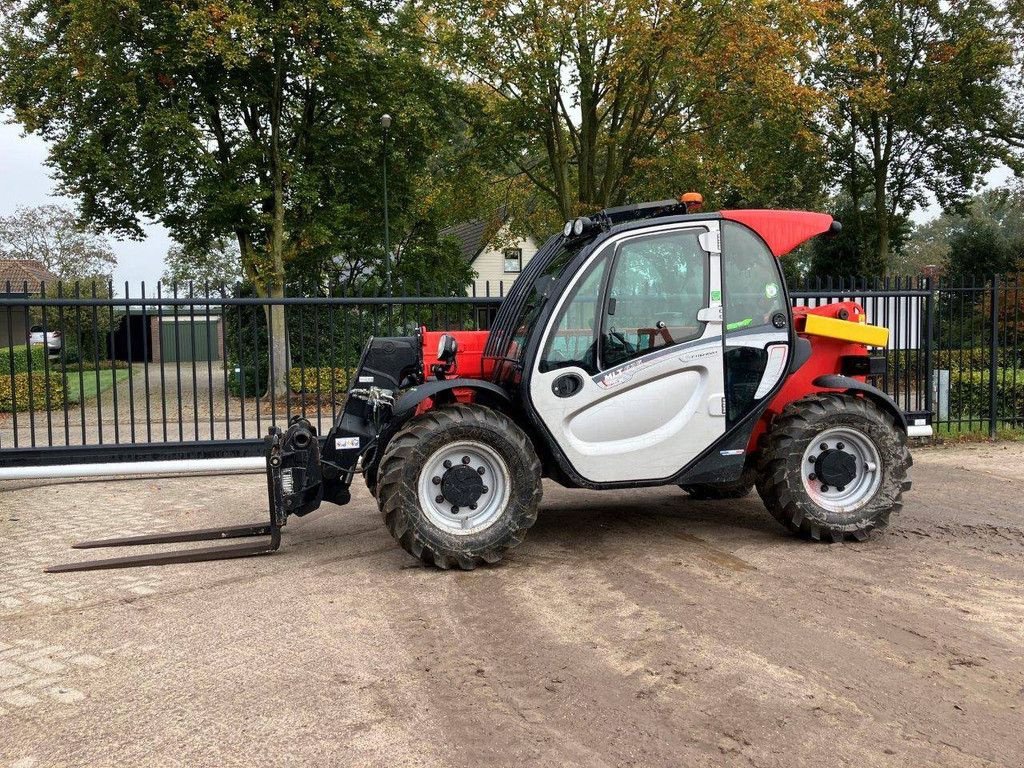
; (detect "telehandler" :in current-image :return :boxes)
[48,198,931,572]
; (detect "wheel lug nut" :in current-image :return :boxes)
[808,473,816,481]
[808,455,817,463]
[481,486,488,494]
[435,495,445,503]
[470,503,477,510]
[452,506,460,514]
[837,485,845,492]
[443,460,452,469]
[462,456,471,465]
[432,476,441,485]
[821,484,829,492]
[837,442,845,450]
[477,466,485,475]
[820,443,828,451]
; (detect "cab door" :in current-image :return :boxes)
[528,223,727,484]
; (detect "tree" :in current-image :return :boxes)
[162,240,243,298]
[0,204,116,281]
[427,0,826,223]
[946,218,1021,281]
[807,195,911,280]
[903,187,1024,278]
[0,0,470,391]
[813,0,1021,277]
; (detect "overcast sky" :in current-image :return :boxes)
[1,115,1015,296]
[0,120,172,293]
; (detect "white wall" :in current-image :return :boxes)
[468,227,539,297]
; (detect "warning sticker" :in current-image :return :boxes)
[335,437,360,450]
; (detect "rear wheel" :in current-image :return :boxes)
[376,404,542,569]
[756,393,911,542]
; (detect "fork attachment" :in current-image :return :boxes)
[44,420,324,573]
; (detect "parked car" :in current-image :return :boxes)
[28,324,62,353]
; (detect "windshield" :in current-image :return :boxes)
[484,237,589,364]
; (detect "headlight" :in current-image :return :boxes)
[564,217,595,238]
[437,333,458,363]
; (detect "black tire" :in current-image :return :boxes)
[755,393,911,542]
[376,403,542,569]
[681,470,755,500]
[363,444,382,497]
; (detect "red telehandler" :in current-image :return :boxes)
[48,199,931,572]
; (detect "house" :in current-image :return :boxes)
[0,259,60,349]
[442,212,541,299]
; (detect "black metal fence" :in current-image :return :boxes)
[1,275,1021,467]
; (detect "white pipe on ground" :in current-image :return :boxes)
[0,457,266,481]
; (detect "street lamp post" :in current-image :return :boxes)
[381,113,392,296]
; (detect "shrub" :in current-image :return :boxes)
[889,347,1023,373]
[288,367,351,395]
[0,371,65,412]
[78,359,131,370]
[0,344,48,375]
[946,368,1024,421]
[228,364,269,398]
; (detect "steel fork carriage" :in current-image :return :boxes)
[45,421,323,573]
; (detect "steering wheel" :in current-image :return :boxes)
[606,328,636,358]
[653,320,675,345]
[602,325,634,364]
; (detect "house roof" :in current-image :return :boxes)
[440,208,510,264]
[0,259,59,294]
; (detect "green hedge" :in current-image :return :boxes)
[947,368,1024,420]
[889,347,1024,373]
[0,371,65,412]
[0,344,48,375]
[227,364,268,398]
[288,367,351,395]
[228,366,353,399]
[76,359,130,371]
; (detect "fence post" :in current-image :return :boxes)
[924,275,934,418]
[989,274,999,440]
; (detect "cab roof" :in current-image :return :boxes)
[589,200,837,257]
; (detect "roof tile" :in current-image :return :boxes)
[0,260,60,294]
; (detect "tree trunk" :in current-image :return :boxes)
[266,284,288,399]
[872,171,890,278]
[265,20,289,398]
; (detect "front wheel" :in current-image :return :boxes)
[375,404,542,569]
[756,393,911,542]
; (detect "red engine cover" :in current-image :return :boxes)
[421,329,492,380]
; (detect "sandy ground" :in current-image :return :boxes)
[1,443,1022,767]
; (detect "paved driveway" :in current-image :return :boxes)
[2,443,1023,766]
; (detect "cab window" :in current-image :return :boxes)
[722,221,789,423]
[722,221,786,334]
[538,256,609,375]
[600,230,708,369]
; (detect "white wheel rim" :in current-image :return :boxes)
[801,426,883,514]
[417,440,511,535]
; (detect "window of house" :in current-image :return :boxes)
[503,248,523,273]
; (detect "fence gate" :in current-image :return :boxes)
[2,275,1023,468]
